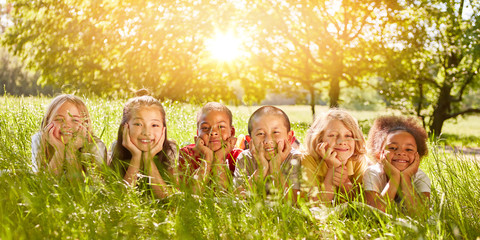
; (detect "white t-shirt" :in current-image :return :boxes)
[363,163,431,196]
[31,131,107,173]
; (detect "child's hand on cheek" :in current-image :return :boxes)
[193,136,213,159]
[45,122,65,151]
[316,142,341,168]
[122,124,142,158]
[381,152,400,179]
[251,141,269,177]
[272,139,291,168]
[146,126,165,159]
[71,124,87,150]
[214,136,237,162]
[402,152,420,179]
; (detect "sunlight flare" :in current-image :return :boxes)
[205,32,243,61]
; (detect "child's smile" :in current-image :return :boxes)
[197,110,233,152]
[51,101,84,143]
[383,130,417,171]
[128,106,164,152]
[322,119,355,162]
[250,114,292,161]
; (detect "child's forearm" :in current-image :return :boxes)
[381,173,401,202]
[399,174,426,214]
[268,161,286,188]
[252,163,269,179]
[199,153,214,182]
[188,153,214,193]
[145,159,169,198]
[212,162,231,189]
[123,154,142,185]
[366,191,387,212]
[318,168,336,204]
[49,151,66,176]
[65,150,83,173]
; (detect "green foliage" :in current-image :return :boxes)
[375,0,480,136]
[1,0,244,101]
[240,0,400,110]
[0,47,57,96]
[1,96,480,239]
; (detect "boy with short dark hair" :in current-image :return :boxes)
[178,102,242,189]
[233,106,301,199]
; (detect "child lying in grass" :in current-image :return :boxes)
[364,116,430,214]
[302,109,368,205]
[233,106,301,201]
[31,94,106,177]
[178,102,242,191]
[110,90,177,198]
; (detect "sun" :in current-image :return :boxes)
[205,32,243,62]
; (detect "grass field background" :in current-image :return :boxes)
[0,96,479,239]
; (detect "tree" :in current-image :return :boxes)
[1,0,241,101]
[241,0,400,115]
[376,0,480,136]
[0,47,58,96]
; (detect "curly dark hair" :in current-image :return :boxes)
[367,115,428,160]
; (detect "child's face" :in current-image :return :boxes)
[383,130,417,171]
[250,114,292,160]
[128,106,164,152]
[50,102,84,142]
[321,119,355,162]
[197,110,233,152]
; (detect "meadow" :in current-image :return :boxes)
[0,96,479,239]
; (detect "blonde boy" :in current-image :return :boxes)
[178,102,242,189]
[233,106,301,199]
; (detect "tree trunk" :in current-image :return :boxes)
[309,86,315,119]
[430,84,452,137]
[329,51,342,108]
[329,77,340,108]
[416,82,426,128]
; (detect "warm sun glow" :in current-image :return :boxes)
[205,32,243,61]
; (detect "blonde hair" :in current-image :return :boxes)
[304,109,366,161]
[38,94,93,168]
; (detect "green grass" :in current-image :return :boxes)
[1,96,479,239]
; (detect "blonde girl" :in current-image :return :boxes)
[110,91,176,198]
[31,94,107,175]
[302,109,368,205]
[364,116,430,214]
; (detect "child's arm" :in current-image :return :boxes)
[143,127,170,198]
[365,157,401,212]
[121,124,143,185]
[315,142,342,204]
[232,153,248,196]
[212,136,237,188]
[44,123,82,175]
[250,141,269,180]
[399,153,429,214]
[145,159,169,198]
[192,137,214,190]
[233,147,268,195]
[335,165,358,201]
[269,139,292,192]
